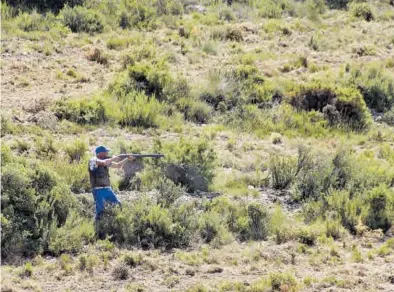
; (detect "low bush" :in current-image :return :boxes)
[1,158,75,258]
[289,84,371,130]
[115,91,162,128]
[381,108,394,125]
[351,66,394,113]
[107,37,132,50]
[64,139,88,162]
[366,185,393,232]
[87,48,109,65]
[54,97,108,125]
[269,155,297,189]
[269,272,298,291]
[350,3,375,22]
[112,264,129,280]
[117,1,156,29]
[123,252,142,268]
[111,61,172,101]
[247,202,270,240]
[155,177,185,208]
[48,211,95,255]
[176,98,211,124]
[95,198,194,249]
[60,6,104,34]
[1,116,19,137]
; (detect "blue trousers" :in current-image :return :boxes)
[92,187,121,220]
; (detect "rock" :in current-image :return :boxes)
[185,4,206,13]
[123,159,144,182]
[165,163,208,192]
[27,111,58,130]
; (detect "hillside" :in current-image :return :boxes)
[1,0,394,291]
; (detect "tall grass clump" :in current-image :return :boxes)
[60,5,104,33]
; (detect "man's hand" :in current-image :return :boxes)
[127,155,135,161]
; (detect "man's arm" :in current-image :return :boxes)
[108,156,134,169]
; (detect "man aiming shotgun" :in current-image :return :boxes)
[89,145,164,221]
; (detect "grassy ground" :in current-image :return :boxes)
[1,0,394,291]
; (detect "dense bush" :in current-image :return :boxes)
[54,97,108,124]
[117,1,156,29]
[381,108,394,125]
[176,98,212,124]
[64,139,88,162]
[289,84,371,130]
[351,66,394,113]
[269,155,297,189]
[115,91,162,128]
[48,211,95,255]
[60,5,104,33]
[366,186,393,232]
[95,198,195,249]
[111,61,172,101]
[350,3,375,21]
[1,158,75,257]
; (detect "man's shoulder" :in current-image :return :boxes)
[89,157,97,171]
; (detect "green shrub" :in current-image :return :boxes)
[257,0,295,19]
[198,211,232,245]
[381,108,394,126]
[247,203,270,240]
[325,218,344,239]
[51,157,91,193]
[269,272,298,291]
[16,11,45,32]
[117,1,156,29]
[64,139,88,162]
[297,226,319,246]
[111,61,172,101]
[352,66,394,112]
[366,186,392,232]
[107,37,131,50]
[96,198,194,249]
[1,160,74,258]
[115,91,162,128]
[1,116,19,137]
[48,211,95,255]
[155,177,185,208]
[177,98,212,124]
[350,3,375,21]
[269,155,297,189]
[22,262,33,277]
[61,6,104,33]
[123,252,142,268]
[112,264,129,280]
[54,97,108,125]
[289,84,371,130]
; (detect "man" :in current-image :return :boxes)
[88,145,133,220]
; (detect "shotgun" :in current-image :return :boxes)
[116,153,165,159]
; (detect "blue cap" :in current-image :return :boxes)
[95,145,110,154]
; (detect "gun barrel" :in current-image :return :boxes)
[117,153,165,158]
